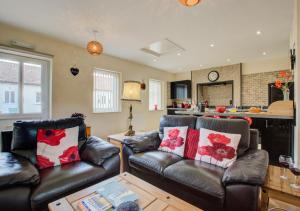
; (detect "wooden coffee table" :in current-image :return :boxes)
[261,165,300,211]
[48,172,202,211]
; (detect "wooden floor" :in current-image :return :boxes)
[268,198,300,211]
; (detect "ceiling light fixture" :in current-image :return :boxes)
[256,30,261,35]
[179,0,201,7]
[87,30,103,55]
[177,52,181,56]
[153,59,157,62]
[262,52,267,56]
[210,44,215,48]
[226,58,231,62]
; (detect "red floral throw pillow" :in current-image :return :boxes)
[184,129,200,159]
[158,126,188,157]
[36,126,80,169]
[194,128,241,168]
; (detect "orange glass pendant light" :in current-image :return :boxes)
[179,0,201,7]
[87,30,103,55]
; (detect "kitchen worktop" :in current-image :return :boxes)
[175,110,294,120]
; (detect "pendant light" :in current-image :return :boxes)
[179,0,201,7]
[87,30,103,55]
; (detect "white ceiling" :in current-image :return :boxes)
[0,0,294,73]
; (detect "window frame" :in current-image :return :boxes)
[93,68,122,113]
[149,78,164,111]
[0,46,52,120]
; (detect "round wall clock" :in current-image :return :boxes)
[208,70,219,82]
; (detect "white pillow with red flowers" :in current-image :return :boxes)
[194,128,241,168]
[36,126,81,169]
[158,126,188,157]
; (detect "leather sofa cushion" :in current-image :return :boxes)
[159,115,197,140]
[11,117,86,164]
[0,152,40,188]
[164,160,225,199]
[31,161,107,210]
[0,186,32,211]
[129,151,182,175]
[222,150,269,186]
[196,117,250,157]
[124,131,161,153]
[81,136,120,166]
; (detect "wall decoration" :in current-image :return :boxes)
[141,80,146,90]
[290,48,296,70]
[208,70,219,82]
[70,66,79,76]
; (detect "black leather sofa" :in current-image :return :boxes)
[0,117,120,211]
[123,115,269,211]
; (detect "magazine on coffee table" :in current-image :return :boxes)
[96,181,138,208]
[74,181,139,211]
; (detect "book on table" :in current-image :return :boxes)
[74,181,138,211]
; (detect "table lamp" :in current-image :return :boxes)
[122,81,141,136]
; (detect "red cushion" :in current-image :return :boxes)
[36,127,80,169]
[184,129,200,159]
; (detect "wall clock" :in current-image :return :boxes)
[208,71,219,82]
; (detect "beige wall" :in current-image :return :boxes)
[173,71,191,81]
[242,57,290,75]
[191,64,242,106]
[0,22,175,138]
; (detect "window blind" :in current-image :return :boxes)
[93,69,120,113]
[149,79,163,111]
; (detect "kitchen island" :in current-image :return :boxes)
[175,108,294,166]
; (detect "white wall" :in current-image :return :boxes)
[291,0,300,164]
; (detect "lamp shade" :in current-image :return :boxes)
[122,81,141,102]
[87,40,103,55]
[179,0,201,7]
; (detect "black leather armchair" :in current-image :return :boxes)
[0,117,120,211]
[123,115,269,211]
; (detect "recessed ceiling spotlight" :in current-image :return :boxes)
[262,52,267,56]
[177,52,181,56]
[210,44,215,48]
[153,59,157,62]
[256,30,261,35]
[200,64,203,67]
[226,58,231,62]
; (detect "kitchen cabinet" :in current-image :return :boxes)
[171,80,191,99]
[251,118,294,166]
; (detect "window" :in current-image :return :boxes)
[149,79,163,111]
[0,49,51,119]
[4,91,15,104]
[36,92,41,104]
[93,69,120,113]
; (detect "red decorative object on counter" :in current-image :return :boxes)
[215,106,226,113]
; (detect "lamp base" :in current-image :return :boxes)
[125,129,135,136]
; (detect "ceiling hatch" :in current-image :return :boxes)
[141,38,185,57]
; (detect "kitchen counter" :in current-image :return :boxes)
[175,110,294,120]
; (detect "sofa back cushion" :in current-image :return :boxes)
[159,115,197,140]
[11,117,86,164]
[195,117,250,157]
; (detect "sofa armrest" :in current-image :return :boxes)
[222,149,269,186]
[80,136,120,166]
[123,131,161,153]
[0,152,40,188]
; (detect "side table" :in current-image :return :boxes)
[107,132,148,173]
[261,165,300,210]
